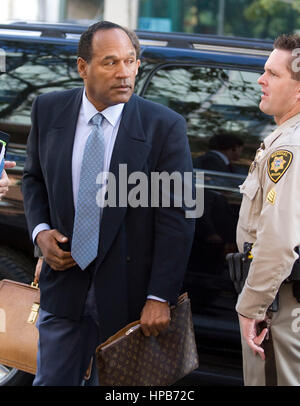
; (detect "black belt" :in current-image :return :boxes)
[226,243,300,306]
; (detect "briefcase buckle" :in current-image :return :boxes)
[27,303,40,324]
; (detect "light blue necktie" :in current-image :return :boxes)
[71,113,105,270]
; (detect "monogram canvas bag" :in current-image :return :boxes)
[95,293,199,386]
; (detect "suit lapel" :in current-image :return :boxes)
[97,94,151,265]
[50,87,83,237]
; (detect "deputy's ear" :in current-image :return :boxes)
[77,57,88,80]
[297,83,300,101]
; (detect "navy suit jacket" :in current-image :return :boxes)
[22,88,195,340]
[193,150,231,172]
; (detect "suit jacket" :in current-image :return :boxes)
[193,150,231,172]
[22,88,195,340]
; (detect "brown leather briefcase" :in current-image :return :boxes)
[0,279,40,375]
[95,293,199,386]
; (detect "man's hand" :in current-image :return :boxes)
[140,299,171,337]
[238,314,268,360]
[0,161,16,199]
[36,229,76,271]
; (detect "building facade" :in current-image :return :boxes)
[0,0,299,39]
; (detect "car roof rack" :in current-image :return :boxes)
[136,30,273,51]
[0,22,273,53]
[0,22,87,38]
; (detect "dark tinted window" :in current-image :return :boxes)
[0,40,81,228]
[142,64,276,320]
[0,40,80,144]
[143,65,275,173]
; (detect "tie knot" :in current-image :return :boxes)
[90,113,103,127]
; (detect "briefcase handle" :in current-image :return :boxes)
[31,257,43,288]
[98,293,189,351]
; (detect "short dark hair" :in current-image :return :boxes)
[77,20,140,63]
[208,132,244,151]
[274,34,300,80]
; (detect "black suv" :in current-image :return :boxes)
[0,23,274,386]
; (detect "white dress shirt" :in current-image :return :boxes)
[211,149,230,165]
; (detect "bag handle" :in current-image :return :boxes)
[98,293,189,350]
[32,257,43,288]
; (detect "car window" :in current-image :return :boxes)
[142,64,276,301]
[0,40,80,144]
[142,65,276,175]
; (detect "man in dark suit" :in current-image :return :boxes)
[22,21,195,385]
[193,132,244,173]
[192,133,243,275]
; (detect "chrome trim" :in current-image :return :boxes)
[139,39,168,47]
[193,43,271,56]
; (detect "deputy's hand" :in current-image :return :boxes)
[0,161,16,199]
[36,229,76,271]
[140,299,171,337]
[238,314,268,360]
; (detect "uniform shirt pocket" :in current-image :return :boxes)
[240,178,259,200]
[238,177,261,232]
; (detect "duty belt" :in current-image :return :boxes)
[226,243,300,309]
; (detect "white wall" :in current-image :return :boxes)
[0,0,60,23]
[38,0,60,23]
[0,0,139,27]
[0,0,10,22]
[104,0,139,29]
[0,0,39,22]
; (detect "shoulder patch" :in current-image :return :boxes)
[267,150,293,183]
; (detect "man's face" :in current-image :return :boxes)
[258,48,300,124]
[231,145,243,162]
[77,28,140,111]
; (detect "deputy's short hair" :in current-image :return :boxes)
[274,34,300,80]
[78,20,140,63]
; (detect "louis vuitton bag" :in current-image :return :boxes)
[95,293,199,386]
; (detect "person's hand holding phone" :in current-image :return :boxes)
[0,161,16,199]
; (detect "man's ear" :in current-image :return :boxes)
[135,59,141,76]
[77,57,88,80]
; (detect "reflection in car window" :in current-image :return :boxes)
[143,65,277,275]
[142,65,276,175]
[0,41,80,132]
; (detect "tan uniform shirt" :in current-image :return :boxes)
[236,113,300,320]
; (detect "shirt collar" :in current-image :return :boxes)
[264,112,300,149]
[82,89,124,127]
[211,150,230,165]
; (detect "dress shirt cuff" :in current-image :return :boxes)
[147,295,167,303]
[32,223,51,244]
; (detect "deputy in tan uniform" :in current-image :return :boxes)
[236,34,300,386]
